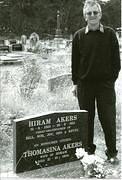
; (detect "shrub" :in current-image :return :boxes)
[20,58,42,99]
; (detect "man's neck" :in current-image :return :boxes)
[88,23,100,31]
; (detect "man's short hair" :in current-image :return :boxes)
[83,0,102,17]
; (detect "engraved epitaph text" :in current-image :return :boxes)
[13,111,88,173]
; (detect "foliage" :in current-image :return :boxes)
[101,0,121,29]
[0,68,25,121]
[20,58,41,99]
[0,0,121,37]
[76,148,106,178]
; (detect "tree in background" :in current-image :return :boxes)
[101,0,121,29]
[0,0,121,38]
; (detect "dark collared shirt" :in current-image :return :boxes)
[71,25,121,84]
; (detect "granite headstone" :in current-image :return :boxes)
[13,110,88,173]
[48,73,72,92]
[12,44,22,51]
[0,45,9,52]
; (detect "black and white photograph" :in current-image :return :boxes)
[0,0,121,179]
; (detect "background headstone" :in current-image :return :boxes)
[48,73,72,92]
[0,39,5,45]
[9,39,17,45]
[12,44,22,51]
[0,45,9,52]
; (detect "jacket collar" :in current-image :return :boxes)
[85,24,104,34]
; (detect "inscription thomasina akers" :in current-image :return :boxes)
[13,110,88,173]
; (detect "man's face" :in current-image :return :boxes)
[85,5,102,26]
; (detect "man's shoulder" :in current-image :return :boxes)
[73,27,86,39]
[75,27,85,33]
[104,26,116,34]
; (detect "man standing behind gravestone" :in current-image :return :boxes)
[71,0,121,164]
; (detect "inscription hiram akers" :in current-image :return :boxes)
[13,110,88,173]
